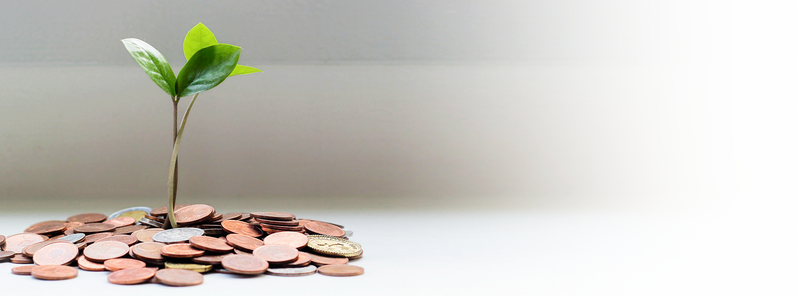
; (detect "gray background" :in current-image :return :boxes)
[0,0,796,213]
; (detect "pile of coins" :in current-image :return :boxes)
[0,204,364,286]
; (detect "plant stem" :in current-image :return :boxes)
[164,98,179,229]
[167,94,199,228]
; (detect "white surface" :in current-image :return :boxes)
[0,209,795,295]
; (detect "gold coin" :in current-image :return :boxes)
[117,211,147,222]
[306,235,362,258]
[164,262,213,273]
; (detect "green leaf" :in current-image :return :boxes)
[175,44,241,98]
[183,22,218,61]
[121,38,176,97]
[229,65,262,76]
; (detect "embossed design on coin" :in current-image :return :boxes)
[226,234,264,252]
[174,204,215,225]
[317,264,364,276]
[4,233,45,253]
[83,241,129,262]
[267,265,317,276]
[253,245,299,264]
[306,235,362,258]
[108,267,156,285]
[31,265,79,280]
[221,254,269,275]
[33,242,79,266]
[263,232,308,249]
[221,220,263,237]
[155,268,203,286]
[24,221,67,235]
[22,240,71,257]
[152,228,204,243]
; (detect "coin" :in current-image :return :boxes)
[108,206,152,220]
[250,212,295,221]
[220,212,243,221]
[161,243,205,258]
[11,254,33,264]
[115,224,148,235]
[304,221,345,237]
[57,233,85,243]
[155,268,203,286]
[95,235,138,246]
[77,255,106,271]
[4,233,45,253]
[318,264,364,276]
[253,245,299,264]
[221,220,263,237]
[22,239,71,257]
[281,251,312,267]
[0,234,5,247]
[308,252,349,266]
[31,265,79,280]
[221,254,269,275]
[255,218,299,226]
[267,265,317,276]
[149,204,189,216]
[226,234,264,252]
[0,251,15,260]
[138,218,164,228]
[84,232,115,243]
[73,223,116,234]
[83,241,129,262]
[105,217,136,228]
[260,224,305,232]
[152,228,204,243]
[262,232,308,249]
[192,253,231,265]
[11,265,34,275]
[189,236,233,253]
[66,213,107,224]
[104,258,146,271]
[342,229,353,238]
[306,235,362,258]
[131,229,161,242]
[108,267,156,285]
[24,221,67,235]
[131,242,166,261]
[174,204,215,225]
[165,262,213,273]
[33,242,79,266]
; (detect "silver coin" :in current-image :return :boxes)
[152,228,204,243]
[342,229,353,238]
[267,265,317,276]
[58,233,85,243]
[108,206,152,219]
[139,218,164,228]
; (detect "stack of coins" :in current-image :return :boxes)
[0,204,365,286]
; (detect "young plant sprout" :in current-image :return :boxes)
[122,23,261,228]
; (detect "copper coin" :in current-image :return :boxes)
[22,239,71,257]
[189,236,233,253]
[239,213,251,221]
[131,229,162,242]
[0,234,5,246]
[263,228,304,235]
[250,212,295,221]
[220,254,269,275]
[105,217,136,228]
[161,243,204,258]
[77,255,106,271]
[0,251,15,260]
[96,235,138,246]
[64,221,84,232]
[11,265,34,275]
[263,232,308,249]
[317,264,364,276]
[84,232,114,243]
[4,233,45,253]
[261,224,305,232]
[145,215,166,222]
[10,254,34,264]
[253,245,299,264]
[255,218,300,226]
[155,268,203,286]
[174,204,215,225]
[308,252,349,266]
[220,212,243,221]
[108,267,156,285]
[304,221,345,237]
[233,248,251,255]
[192,253,231,265]
[83,241,129,262]
[31,265,78,280]
[33,242,78,265]
[282,251,312,267]
[74,223,116,234]
[66,213,107,223]
[210,213,223,222]
[115,225,148,235]
[226,234,264,252]
[131,242,166,261]
[24,221,67,235]
[104,258,146,271]
[221,220,263,237]
[149,204,189,216]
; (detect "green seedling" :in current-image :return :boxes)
[122,23,261,228]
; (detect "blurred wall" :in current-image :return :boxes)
[0,1,796,211]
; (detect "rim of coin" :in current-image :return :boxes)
[155,268,204,287]
[83,241,130,262]
[0,251,15,260]
[95,235,138,246]
[189,236,233,253]
[24,221,67,235]
[192,253,231,265]
[11,265,35,275]
[317,264,364,277]
[252,245,299,264]
[33,242,79,266]
[221,254,269,275]
[304,221,346,237]
[132,242,166,261]
[77,255,107,271]
[66,213,107,223]
[11,254,34,264]
[306,235,362,258]
[250,212,295,221]
[31,265,79,280]
[221,220,263,237]
[226,234,264,252]
[160,243,205,258]
[152,228,205,243]
[74,223,116,234]
[104,258,147,271]
[308,252,349,266]
[174,204,215,225]
[267,265,317,276]
[108,206,152,219]
[165,262,213,273]
[22,239,71,257]
[108,267,156,285]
